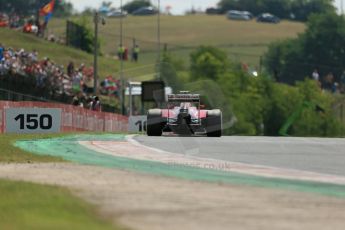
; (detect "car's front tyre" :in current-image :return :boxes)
[147,109,163,136]
[206,110,222,137]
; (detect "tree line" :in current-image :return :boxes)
[159,7,345,136]
[161,45,345,137]
[264,12,345,85]
[161,9,345,137]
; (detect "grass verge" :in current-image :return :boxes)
[0,179,124,230]
[0,134,65,163]
[0,133,127,230]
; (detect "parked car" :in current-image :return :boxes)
[107,9,127,18]
[256,13,280,23]
[227,10,253,21]
[132,6,157,16]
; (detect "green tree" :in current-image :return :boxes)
[189,45,344,136]
[190,46,227,81]
[183,45,344,136]
[290,0,335,21]
[72,17,96,53]
[81,7,94,16]
[160,52,186,91]
[288,80,343,136]
[219,70,273,135]
[123,0,152,14]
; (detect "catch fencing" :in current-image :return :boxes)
[0,101,128,133]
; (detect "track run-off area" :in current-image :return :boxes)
[13,134,345,196]
[1,134,345,230]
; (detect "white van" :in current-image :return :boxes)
[227,10,253,21]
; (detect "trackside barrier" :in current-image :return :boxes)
[0,101,128,133]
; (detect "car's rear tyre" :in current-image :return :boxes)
[147,109,163,136]
[206,110,222,137]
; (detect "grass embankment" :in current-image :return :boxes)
[1,15,304,80]
[0,179,122,230]
[0,134,124,230]
[0,28,154,80]
[49,14,305,66]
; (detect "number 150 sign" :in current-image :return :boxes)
[5,108,61,134]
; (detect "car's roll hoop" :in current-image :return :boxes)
[167,92,200,102]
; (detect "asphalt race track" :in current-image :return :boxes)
[134,136,345,176]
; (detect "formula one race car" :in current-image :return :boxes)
[146,91,222,137]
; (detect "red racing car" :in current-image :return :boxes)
[147,92,222,137]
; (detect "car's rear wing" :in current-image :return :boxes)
[167,94,200,102]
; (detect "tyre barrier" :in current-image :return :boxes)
[0,101,128,133]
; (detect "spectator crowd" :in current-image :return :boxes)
[311,69,345,94]
[0,43,120,111]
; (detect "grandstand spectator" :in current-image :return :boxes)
[132,44,140,62]
[340,71,345,93]
[124,47,129,61]
[72,71,83,93]
[0,13,8,27]
[333,82,339,94]
[72,94,80,106]
[0,44,118,111]
[100,76,118,95]
[62,75,72,95]
[0,59,7,75]
[91,96,101,112]
[323,72,335,93]
[118,44,125,60]
[42,57,50,67]
[47,33,56,42]
[79,63,85,72]
[28,49,38,62]
[312,69,319,81]
[36,67,47,88]
[86,96,93,110]
[67,61,74,77]
[23,21,33,33]
[71,92,84,107]
[82,74,94,95]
